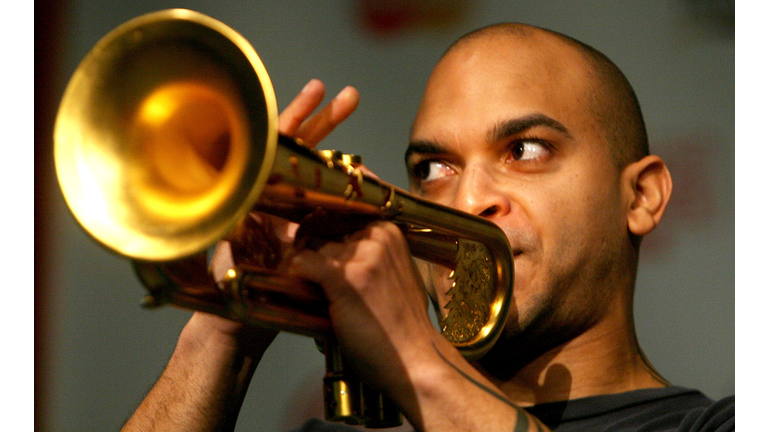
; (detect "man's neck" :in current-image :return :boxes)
[477,310,668,407]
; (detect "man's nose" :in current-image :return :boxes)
[450,164,511,219]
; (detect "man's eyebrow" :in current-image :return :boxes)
[404,140,448,165]
[404,113,570,166]
[488,113,572,142]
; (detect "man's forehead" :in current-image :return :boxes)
[413,31,593,132]
[437,30,587,84]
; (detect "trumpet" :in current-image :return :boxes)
[54,9,513,427]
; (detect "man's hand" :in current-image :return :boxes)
[279,78,359,146]
[287,222,544,431]
[289,221,434,376]
[205,78,361,343]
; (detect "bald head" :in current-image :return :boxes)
[439,23,649,169]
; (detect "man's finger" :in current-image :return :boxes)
[294,85,360,147]
[278,79,326,137]
[209,240,235,283]
[288,248,339,287]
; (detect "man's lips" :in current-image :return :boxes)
[509,244,525,264]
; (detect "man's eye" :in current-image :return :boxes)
[414,160,454,182]
[510,140,549,161]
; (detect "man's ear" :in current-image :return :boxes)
[623,155,673,236]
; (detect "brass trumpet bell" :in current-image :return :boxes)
[55,9,279,261]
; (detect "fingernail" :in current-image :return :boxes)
[337,86,358,100]
[302,78,321,93]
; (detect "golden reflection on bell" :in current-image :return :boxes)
[128,80,249,222]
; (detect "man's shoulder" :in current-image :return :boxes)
[525,386,734,432]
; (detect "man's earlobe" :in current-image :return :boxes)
[624,155,673,236]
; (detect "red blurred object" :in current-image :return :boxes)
[356,0,469,35]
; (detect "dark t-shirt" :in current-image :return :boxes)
[290,386,734,431]
[524,386,734,431]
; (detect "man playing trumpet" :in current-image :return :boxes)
[120,23,734,432]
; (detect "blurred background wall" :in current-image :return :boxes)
[35,1,734,431]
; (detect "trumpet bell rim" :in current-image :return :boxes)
[54,9,279,261]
